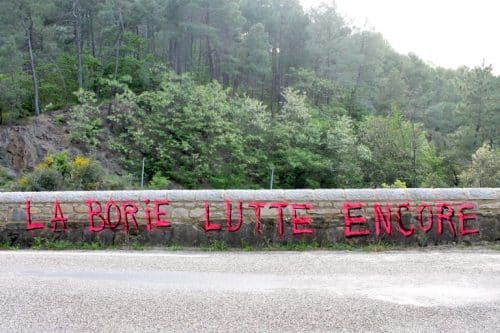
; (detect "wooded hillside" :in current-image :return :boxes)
[0,0,499,190]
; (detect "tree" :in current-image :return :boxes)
[19,1,41,116]
[359,112,446,187]
[1,0,48,117]
[241,0,309,114]
[69,89,103,148]
[456,64,499,150]
[236,22,271,96]
[107,72,250,188]
[325,115,370,187]
[460,144,500,187]
[268,88,328,188]
[443,64,500,183]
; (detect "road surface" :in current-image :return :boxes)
[0,249,499,332]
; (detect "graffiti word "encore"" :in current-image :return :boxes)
[343,201,478,237]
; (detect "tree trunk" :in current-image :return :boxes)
[113,9,125,81]
[410,121,418,187]
[22,14,40,117]
[348,34,367,118]
[88,10,96,58]
[271,46,278,118]
[74,0,84,89]
[87,9,99,96]
[204,11,214,79]
[113,39,121,81]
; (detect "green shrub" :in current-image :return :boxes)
[148,172,170,189]
[0,167,14,190]
[101,174,135,190]
[26,168,64,191]
[17,151,130,191]
[69,156,105,190]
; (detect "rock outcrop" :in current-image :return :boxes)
[0,110,121,177]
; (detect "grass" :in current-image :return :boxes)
[80,241,107,250]
[166,244,184,251]
[0,237,108,250]
[0,238,400,252]
[32,237,74,250]
[488,243,500,251]
[131,241,144,251]
[0,236,494,252]
[0,242,15,250]
[201,240,229,251]
[240,240,256,251]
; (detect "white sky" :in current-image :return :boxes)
[300,0,500,74]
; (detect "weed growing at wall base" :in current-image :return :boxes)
[31,237,84,250]
[201,240,229,251]
[0,239,494,252]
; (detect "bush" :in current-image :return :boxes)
[16,152,126,191]
[101,174,135,190]
[26,168,64,191]
[0,167,15,190]
[148,172,170,189]
[69,156,106,190]
[381,179,407,189]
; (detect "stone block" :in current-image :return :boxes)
[138,190,168,201]
[344,189,379,201]
[313,189,346,201]
[223,190,255,201]
[434,188,469,200]
[375,189,409,201]
[165,190,196,201]
[170,208,189,219]
[11,208,26,222]
[252,190,285,201]
[283,189,315,201]
[194,190,226,201]
[189,208,206,219]
[468,188,497,200]
[406,188,438,201]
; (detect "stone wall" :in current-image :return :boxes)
[0,189,499,247]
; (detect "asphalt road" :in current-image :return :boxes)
[0,249,499,332]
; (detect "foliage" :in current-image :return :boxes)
[359,112,446,187]
[381,179,407,189]
[0,0,498,189]
[0,167,15,190]
[69,89,103,148]
[460,144,500,187]
[25,168,64,191]
[108,73,253,188]
[148,172,170,189]
[202,240,229,252]
[69,155,106,190]
[325,115,371,187]
[32,237,74,250]
[17,152,111,191]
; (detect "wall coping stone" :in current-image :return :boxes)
[1,188,498,203]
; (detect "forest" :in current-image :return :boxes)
[0,0,499,190]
